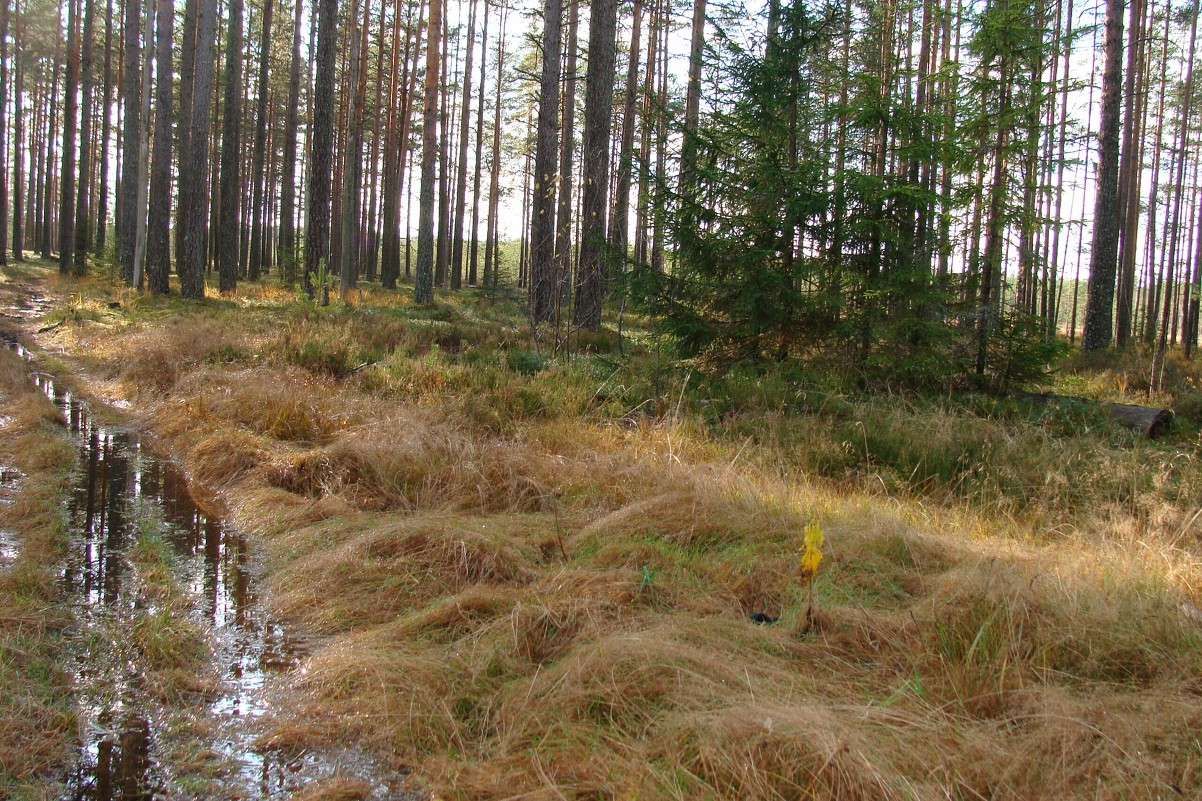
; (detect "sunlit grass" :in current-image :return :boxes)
[16,259,1202,800]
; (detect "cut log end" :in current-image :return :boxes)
[1106,402,1174,438]
[1019,393,1174,438]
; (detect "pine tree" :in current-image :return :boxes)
[1082,0,1125,351]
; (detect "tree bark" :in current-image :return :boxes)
[217,0,243,294]
[277,0,302,280]
[10,0,22,261]
[248,0,273,281]
[415,0,443,303]
[609,0,641,262]
[60,0,81,275]
[131,0,153,289]
[73,0,97,275]
[450,0,477,290]
[468,0,488,285]
[1082,0,1125,351]
[528,0,562,321]
[572,0,617,329]
[117,0,139,281]
[340,0,367,299]
[93,0,113,255]
[146,0,172,293]
[483,0,506,286]
[304,0,338,301]
[179,0,216,298]
[553,0,578,302]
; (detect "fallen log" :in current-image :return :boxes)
[1020,393,1174,438]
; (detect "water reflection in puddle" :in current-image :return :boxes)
[10,358,406,799]
[0,528,18,566]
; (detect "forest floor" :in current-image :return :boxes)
[3,259,1202,800]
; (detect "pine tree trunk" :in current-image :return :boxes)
[364,0,386,283]
[572,0,617,329]
[72,0,96,275]
[92,0,112,255]
[278,0,301,281]
[553,0,577,302]
[483,0,506,286]
[468,0,488,285]
[131,0,152,289]
[634,0,658,266]
[217,0,243,293]
[1116,0,1146,346]
[10,0,22,262]
[1082,0,1126,351]
[179,0,216,298]
[175,0,197,263]
[415,0,443,303]
[247,0,273,281]
[117,0,140,280]
[609,0,641,265]
[0,0,10,266]
[146,0,172,293]
[339,0,367,299]
[434,13,451,288]
[528,0,562,321]
[41,50,58,260]
[1143,5,1170,343]
[975,67,1010,376]
[677,0,705,207]
[450,0,476,290]
[304,0,337,301]
[60,0,82,275]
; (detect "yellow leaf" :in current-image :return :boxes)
[799,521,824,580]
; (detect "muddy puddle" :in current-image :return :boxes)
[6,338,410,800]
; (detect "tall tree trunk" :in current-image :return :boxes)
[415,0,443,303]
[677,0,705,207]
[41,49,59,260]
[434,12,451,288]
[94,0,113,256]
[117,0,139,280]
[217,0,243,293]
[451,0,476,290]
[131,0,152,288]
[483,0,506,286]
[364,0,386,283]
[340,0,367,299]
[10,0,22,262]
[650,0,668,272]
[0,0,9,266]
[248,0,273,281]
[304,0,338,301]
[278,0,301,281]
[179,0,216,298]
[73,0,96,275]
[1143,3,1170,343]
[553,0,577,302]
[379,0,404,289]
[60,0,81,275]
[975,67,1010,376]
[633,0,658,267]
[146,0,172,293]
[572,0,617,329]
[1116,0,1146,346]
[528,0,562,321]
[1082,0,1126,351]
[175,0,197,264]
[468,0,488,285]
[609,0,641,264]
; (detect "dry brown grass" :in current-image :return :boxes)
[0,345,78,796]
[25,270,1202,801]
